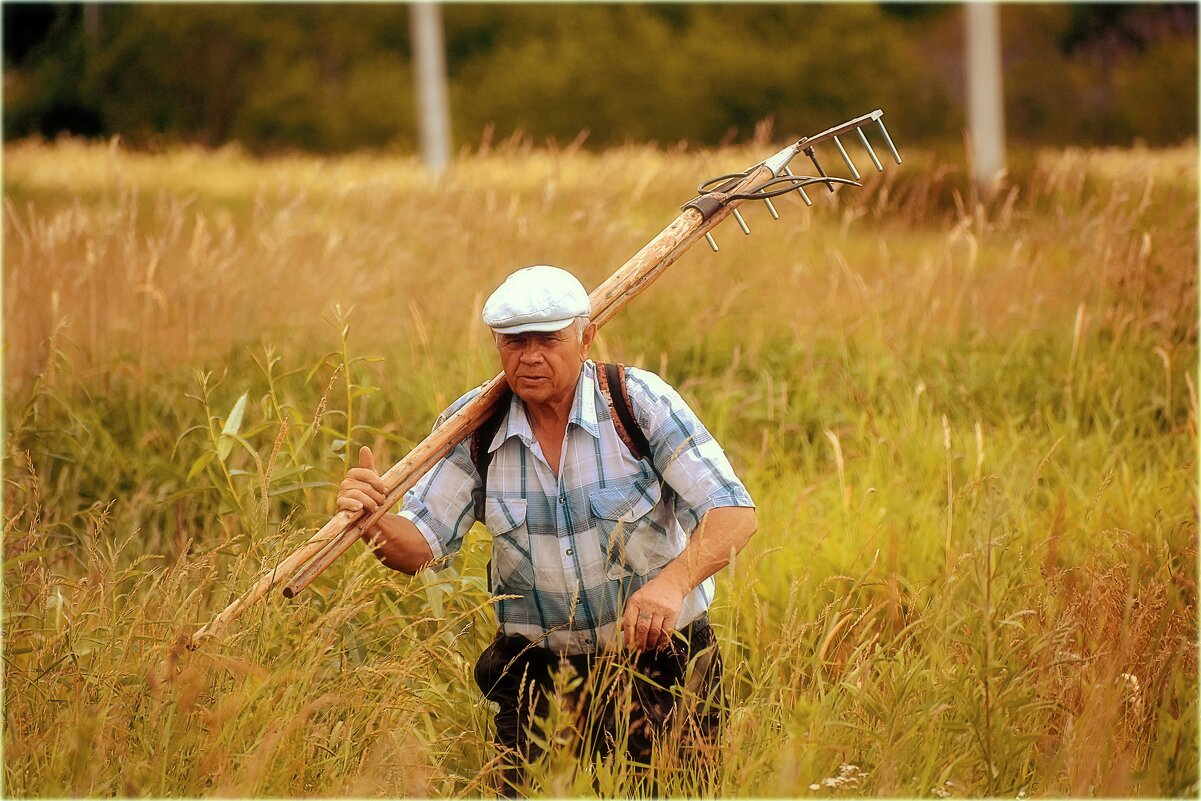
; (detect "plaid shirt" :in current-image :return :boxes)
[398,360,754,654]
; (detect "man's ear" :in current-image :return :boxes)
[581,322,598,355]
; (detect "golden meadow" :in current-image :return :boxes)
[2,136,1196,797]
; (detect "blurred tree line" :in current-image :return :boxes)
[3,3,1196,154]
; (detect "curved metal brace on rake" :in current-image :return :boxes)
[682,173,861,222]
[720,174,862,201]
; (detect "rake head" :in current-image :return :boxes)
[685,109,902,251]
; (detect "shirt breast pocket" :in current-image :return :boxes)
[590,475,670,580]
[484,497,534,591]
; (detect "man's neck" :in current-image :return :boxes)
[524,391,574,433]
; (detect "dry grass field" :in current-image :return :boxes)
[2,135,1197,797]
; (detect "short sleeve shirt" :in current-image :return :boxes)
[398,360,754,654]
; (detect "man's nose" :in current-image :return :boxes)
[518,347,544,364]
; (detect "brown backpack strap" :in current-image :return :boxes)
[597,361,652,464]
[471,388,512,521]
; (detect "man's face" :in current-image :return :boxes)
[496,322,596,407]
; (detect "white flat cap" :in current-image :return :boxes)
[482,265,591,335]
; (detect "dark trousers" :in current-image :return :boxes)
[472,617,724,797]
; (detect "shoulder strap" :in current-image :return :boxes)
[598,361,652,464]
[471,388,511,520]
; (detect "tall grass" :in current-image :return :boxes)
[3,136,1196,797]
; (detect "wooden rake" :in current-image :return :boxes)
[190,109,902,647]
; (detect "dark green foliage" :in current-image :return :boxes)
[3,3,1196,152]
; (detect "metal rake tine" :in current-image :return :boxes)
[731,208,751,235]
[783,166,813,206]
[705,232,719,252]
[804,146,837,193]
[856,126,884,172]
[833,135,861,181]
[876,118,902,165]
[763,196,780,220]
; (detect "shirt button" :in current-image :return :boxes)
[558,496,565,505]
[565,548,573,556]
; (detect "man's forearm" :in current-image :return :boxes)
[656,506,758,595]
[361,513,436,574]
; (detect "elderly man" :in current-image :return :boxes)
[337,265,757,794]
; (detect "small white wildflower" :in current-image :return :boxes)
[809,784,821,791]
[817,763,864,790]
[933,787,950,799]
[1119,672,1144,715]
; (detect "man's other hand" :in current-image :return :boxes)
[620,574,689,651]
[337,446,388,515]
